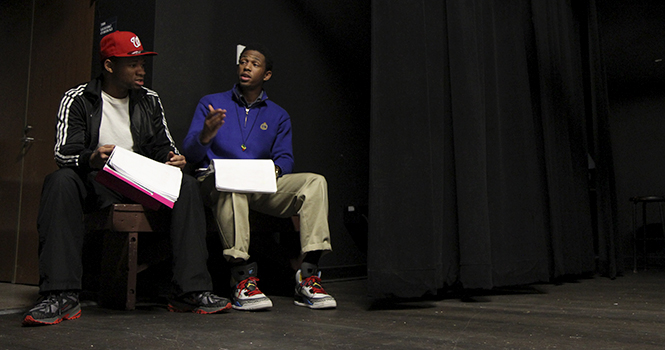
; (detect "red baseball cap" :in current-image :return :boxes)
[100,31,158,61]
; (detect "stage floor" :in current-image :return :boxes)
[1,271,664,349]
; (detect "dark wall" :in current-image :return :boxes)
[597,0,665,258]
[151,1,371,272]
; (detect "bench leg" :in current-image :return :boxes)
[99,231,138,310]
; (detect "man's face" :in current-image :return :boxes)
[107,56,147,91]
[237,50,272,90]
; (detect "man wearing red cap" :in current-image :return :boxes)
[22,31,231,326]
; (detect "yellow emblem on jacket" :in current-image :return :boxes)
[260,122,268,130]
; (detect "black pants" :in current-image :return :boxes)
[36,167,213,296]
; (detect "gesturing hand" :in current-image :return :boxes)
[199,104,226,144]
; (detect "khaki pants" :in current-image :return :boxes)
[200,172,332,260]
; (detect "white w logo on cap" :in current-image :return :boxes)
[130,36,141,48]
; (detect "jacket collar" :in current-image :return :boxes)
[232,84,268,109]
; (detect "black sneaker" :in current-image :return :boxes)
[167,291,232,314]
[22,291,81,326]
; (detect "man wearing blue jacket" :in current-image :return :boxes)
[182,44,336,310]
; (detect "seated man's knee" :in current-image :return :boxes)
[180,174,207,203]
[181,173,198,191]
[43,168,80,191]
[308,173,327,189]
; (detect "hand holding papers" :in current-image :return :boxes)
[94,146,183,210]
[210,159,277,194]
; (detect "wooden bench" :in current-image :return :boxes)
[84,203,301,310]
[84,204,170,310]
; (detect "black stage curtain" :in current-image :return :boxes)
[368,0,618,298]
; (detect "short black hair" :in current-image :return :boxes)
[240,43,273,72]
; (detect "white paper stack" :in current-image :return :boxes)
[104,146,183,204]
[211,159,277,194]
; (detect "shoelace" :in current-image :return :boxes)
[237,277,263,296]
[301,276,327,294]
[29,294,60,314]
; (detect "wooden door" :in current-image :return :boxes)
[0,1,32,283]
[0,0,95,284]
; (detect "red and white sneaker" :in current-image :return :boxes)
[232,277,273,311]
[294,270,337,309]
